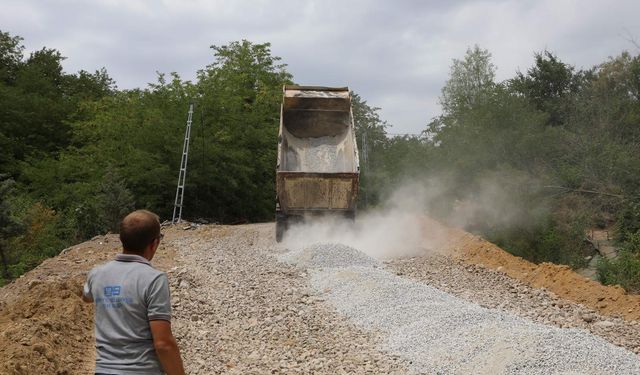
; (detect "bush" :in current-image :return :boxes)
[9,202,70,267]
[597,231,640,293]
[490,217,589,268]
[616,200,640,243]
[597,252,640,293]
[0,195,73,285]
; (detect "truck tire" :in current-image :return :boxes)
[344,210,356,222]
[275,212,287,243]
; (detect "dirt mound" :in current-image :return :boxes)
[0,235,119,375]
[0,228,180,375]
[0,276,93,375]
[420,217,640,321]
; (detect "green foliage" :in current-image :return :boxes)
[597,252,640,293]
[0,186,72,285]
[616,200,640,243]
[12,37,291,236]
[399,46,639,280]
[0,175,23,281]
[510,51,589,126]
[351,92,389,207]
[440,45,495,116]
[488,195,591,268]
[99,169,135,233]
[10,202,68,264]
[0,29,115,179]
[598,231,640,293]
[187,40,292,222]
[0,30,24,83]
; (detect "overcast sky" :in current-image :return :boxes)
[2,0,639,134]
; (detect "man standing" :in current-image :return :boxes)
[83,210,185,375]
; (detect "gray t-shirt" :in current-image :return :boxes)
[83,254,171,375]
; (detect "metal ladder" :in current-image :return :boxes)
[172,103,194,224]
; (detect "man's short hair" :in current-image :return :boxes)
[119,210,161,254]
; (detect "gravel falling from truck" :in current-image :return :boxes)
[285,135,353,173]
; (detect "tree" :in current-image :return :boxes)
[0,30,26,176]
[351,92,389,207]
[0,34,114,177]
[23,82,187,223]
[0,175,22,280]
[510,51,589,126]
[99,169,135,232]
[0,30,24,84]
[66,68,116,101]
[440,45,495,117]
[190,40,292,222]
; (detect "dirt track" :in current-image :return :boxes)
[1,220,639,374]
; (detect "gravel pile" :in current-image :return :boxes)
[387,255,640,355]
[285,246,640,374]
[169,224,407,374]
[280,242,379,269]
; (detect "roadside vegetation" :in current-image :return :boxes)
[0,30,638,292]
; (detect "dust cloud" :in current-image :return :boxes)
[446,170,546,231]
[281,182,451,260]
[281,172,542,260]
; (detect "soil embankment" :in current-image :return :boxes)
[0,230,178,375]
[419,217,640,320]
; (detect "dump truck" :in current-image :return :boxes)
[275,85,360,242]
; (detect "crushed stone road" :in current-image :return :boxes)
[387,255,640,355]
[167,223,640,374]
[169,224,407,374]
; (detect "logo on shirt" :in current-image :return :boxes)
[104,285,121,297]
[97,285,132,308]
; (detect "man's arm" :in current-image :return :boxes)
[150,320,185,375]
[82,270,94,303]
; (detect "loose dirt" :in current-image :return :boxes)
[420,217,640,321]
[0,275,92,375]
[0,229,179,375]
